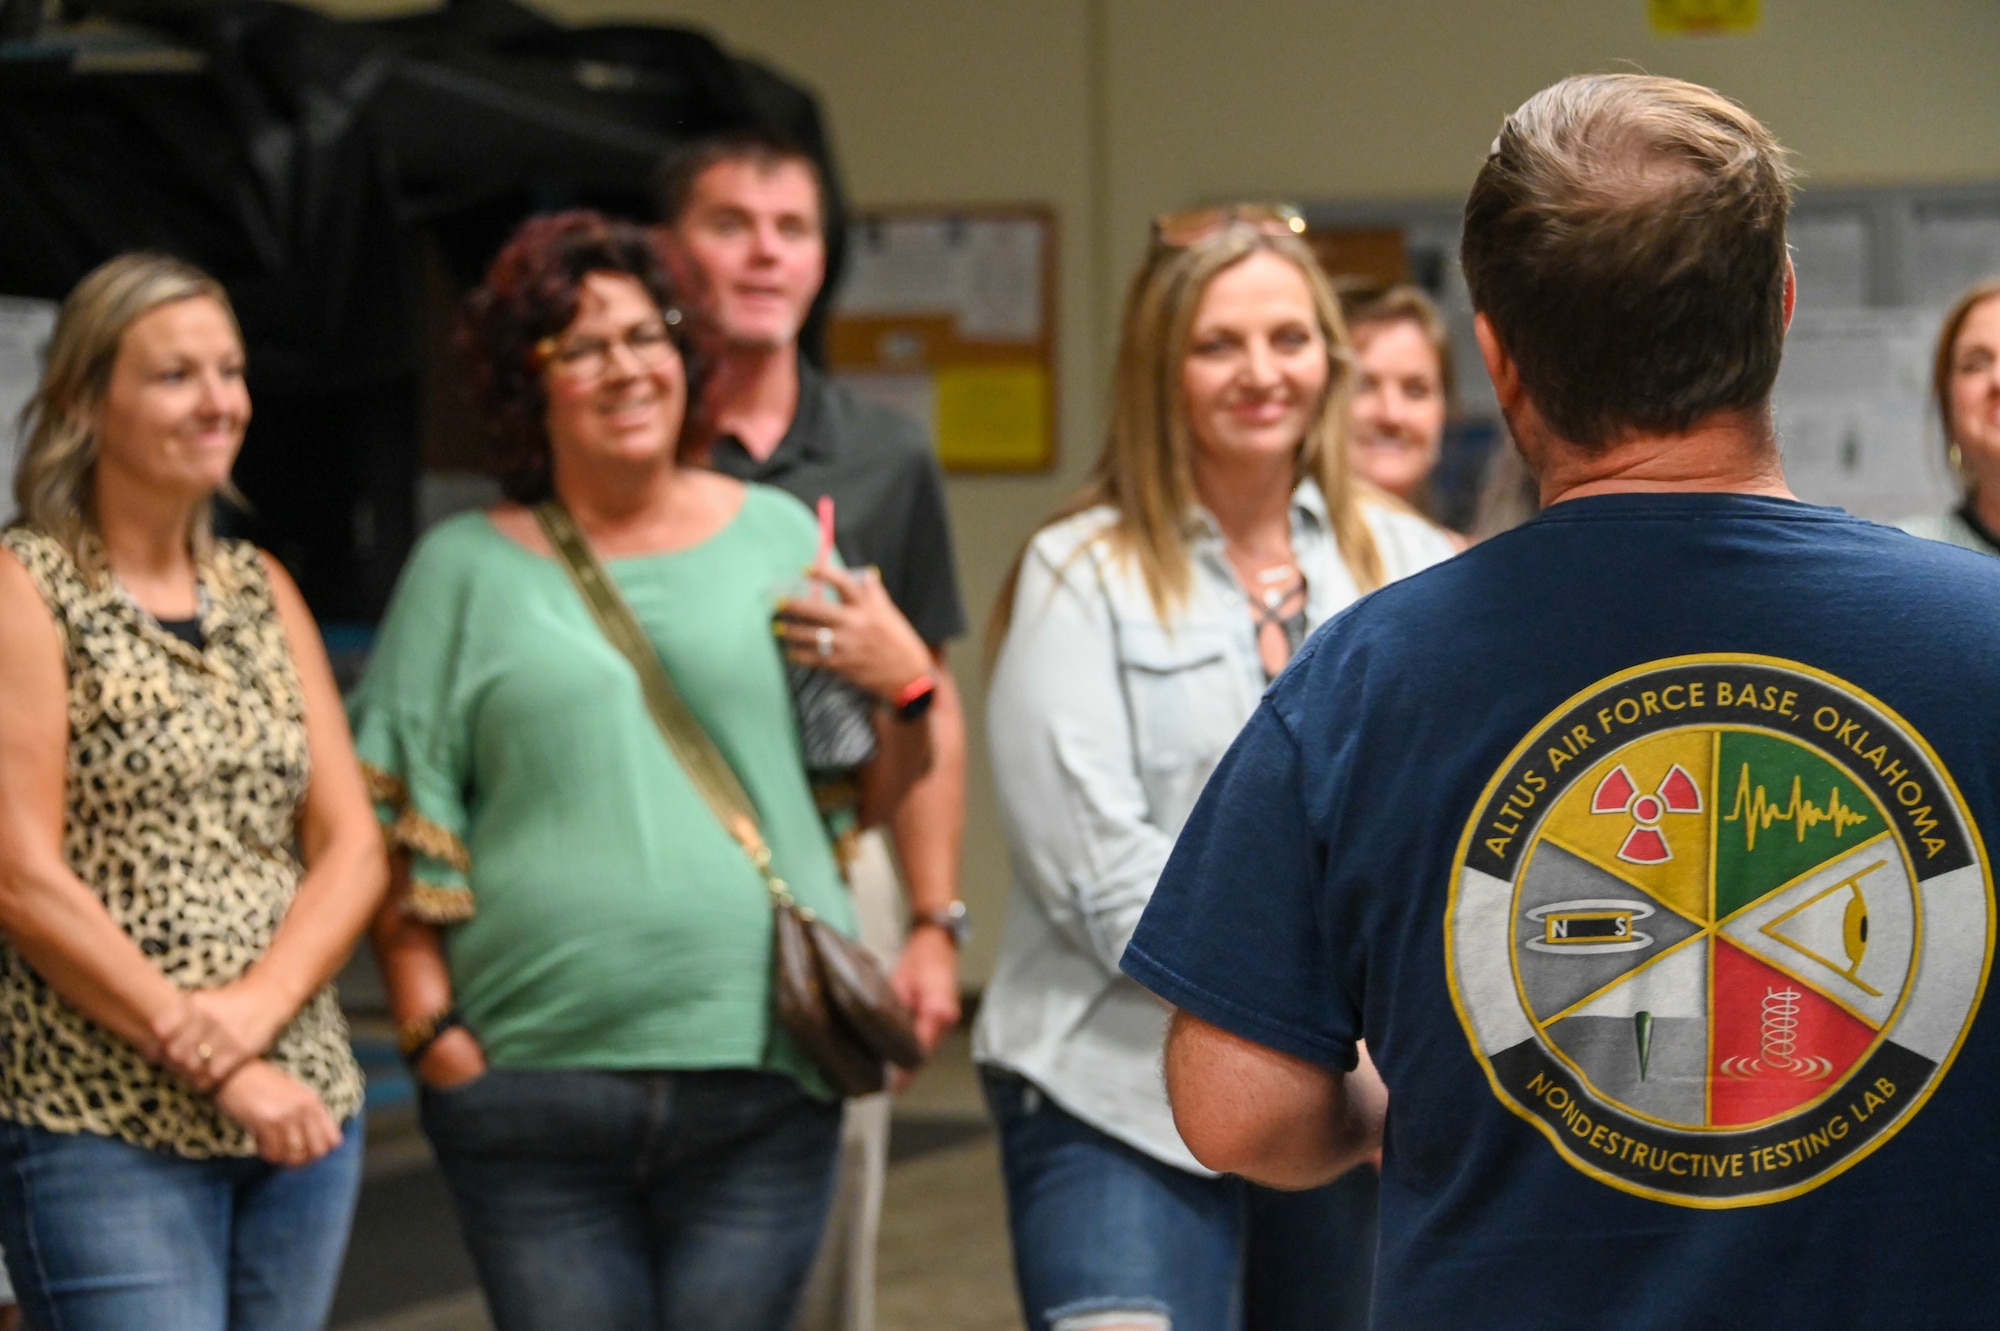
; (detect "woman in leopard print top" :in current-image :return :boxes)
[0,254,385,1329]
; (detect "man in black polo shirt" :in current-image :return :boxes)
[659,132,968,1331]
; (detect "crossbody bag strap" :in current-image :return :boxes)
[533,502,803,909]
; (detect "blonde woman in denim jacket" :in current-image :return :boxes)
[974,210,1456,1331]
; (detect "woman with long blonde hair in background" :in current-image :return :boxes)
[974,207,1457,1331]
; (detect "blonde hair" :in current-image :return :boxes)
[989,225,1384,654]
[14,253,241,560]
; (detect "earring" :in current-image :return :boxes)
[1949,441,1965,482]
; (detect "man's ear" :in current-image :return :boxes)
[1782,253,1797,331]
[1474,313,1524,415]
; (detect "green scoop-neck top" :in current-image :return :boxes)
[349,487,853,1094]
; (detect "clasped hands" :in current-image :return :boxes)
[152,979,340,1168]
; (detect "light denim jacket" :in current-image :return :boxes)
[972,482,1457,1171]
[1896,510,2000,557]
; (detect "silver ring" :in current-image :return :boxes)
[815,626,834,659]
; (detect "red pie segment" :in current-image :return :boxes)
[1709,938,1876,1126]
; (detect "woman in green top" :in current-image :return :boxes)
[352,212,935,1331]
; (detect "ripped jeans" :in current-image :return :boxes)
[981,1068,1376,1331]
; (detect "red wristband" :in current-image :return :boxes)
[892,674,937,708]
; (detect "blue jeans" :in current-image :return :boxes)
[0,1115,363,1331]
[420,1067,841,1331]
[982,1068,1375,1331]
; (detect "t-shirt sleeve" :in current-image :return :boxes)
[1121,703,1359,1071]
[884,441,966,646]
[347,529,476,924]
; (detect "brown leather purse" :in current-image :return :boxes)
[536,503,924,1097]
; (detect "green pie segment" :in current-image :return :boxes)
[1713,731,1884,918]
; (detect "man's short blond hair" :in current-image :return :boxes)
[1461,74,1796,448]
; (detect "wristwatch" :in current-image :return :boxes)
[892,673,938,723]
[397,1006,468,1065]
[912,900,971,948]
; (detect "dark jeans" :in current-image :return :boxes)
[1244,1165,1378,1331]
[420,1067,842,1331]
[0,1115,363,1331]
[982,1067,1376,1331]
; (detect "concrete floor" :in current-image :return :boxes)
[331,1029,1022,1331]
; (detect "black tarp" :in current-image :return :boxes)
[0,0,845,619]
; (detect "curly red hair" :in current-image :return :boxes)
[461,211,715,502]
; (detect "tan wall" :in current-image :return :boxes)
[309,0,2000,986]
[1097,0,2000,320]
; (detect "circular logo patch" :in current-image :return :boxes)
[1446,655,1992,1207]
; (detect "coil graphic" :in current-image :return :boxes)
[1719,986,1835,1080]
[1761,988,1801,1068]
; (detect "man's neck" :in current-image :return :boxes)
[709,342,801,463]
[1527,408,1795,508]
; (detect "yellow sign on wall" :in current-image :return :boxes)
[935,364,1049,471]
[1650,0,1760,35]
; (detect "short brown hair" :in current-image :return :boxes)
[654,129,825,230]
[461,211,709,503]
[1933,278,2000,457]
[1461,74,1795,448]
[1343,283,1457,417]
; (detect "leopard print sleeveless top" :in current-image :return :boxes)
[0,526,364,1158]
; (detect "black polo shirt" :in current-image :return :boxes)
[709,358,967,647]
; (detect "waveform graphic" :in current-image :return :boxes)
[1720,986,1835,1080]
[1722,764,1870,853]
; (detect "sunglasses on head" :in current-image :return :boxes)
[1151,202,1308,249]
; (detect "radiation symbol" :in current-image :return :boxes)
[1593,762,1705,864]
[1446,656,1992,1208]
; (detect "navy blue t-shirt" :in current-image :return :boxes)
[1124,493,2000,1330]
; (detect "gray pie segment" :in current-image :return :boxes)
[1546,1014,1708,1126]
[1514,842,1702,1020]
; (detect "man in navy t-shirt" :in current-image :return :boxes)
[1124,73,2000,1329]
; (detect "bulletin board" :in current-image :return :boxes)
[827,205,1058,474]
[1300,181,2000,524]
[0,296,58,524]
